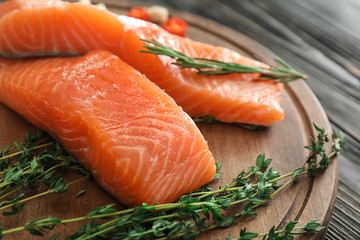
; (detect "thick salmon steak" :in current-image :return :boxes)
[0,50,216,206]
[0,0,284,126]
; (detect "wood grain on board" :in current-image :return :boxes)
[0,1,338,239]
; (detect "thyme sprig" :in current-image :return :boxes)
[228,219,324,240]
[140,39,307,83]
[0,131,89,215]
[0,124,346,239]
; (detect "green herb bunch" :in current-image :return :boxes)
[0,130,89,216]
[0,124,346,239]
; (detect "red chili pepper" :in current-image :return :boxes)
[127,7,151,21]
[162,17,187,37]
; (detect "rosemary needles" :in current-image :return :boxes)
[141,39,307,83]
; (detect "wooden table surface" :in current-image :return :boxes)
[136,0,360,239]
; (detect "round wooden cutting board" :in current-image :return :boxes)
[0,1,338,239]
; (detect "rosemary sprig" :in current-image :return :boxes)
[140,39,307,83]
[192,115,263,131]
[0,124,346,239]
[192,115,217,124]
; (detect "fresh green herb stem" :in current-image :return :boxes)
[82,227,117,240]
[0,142,53,161]
[0,175,89,212]
[192,186,241,199]
[268,172,294,183]
[271,178,293,198]
[0,186,21,201]
[191,171,254,200]
[0,133,91,216]
[0,161,69,208]
[141,39,307,83]
[0,166,32,188]
[1,207,129,235]
[0,192,49,212]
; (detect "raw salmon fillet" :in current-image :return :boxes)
[0,0,284,126]
[0,50,216,206]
